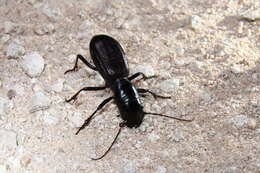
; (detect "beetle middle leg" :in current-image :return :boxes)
[128,72,156,81]
[65,54,97,74]
[75,96,114,135]
[137,88,171,99]
[66,86,106,102]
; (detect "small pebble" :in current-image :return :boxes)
[189,15,203,30]
[160,78,180,93]
[50,79,64,93]
[68,112,84,128]
[170,129,184,142]
[42,6,62,22]
[224,167,237,173]
[43,114,59,125]
[238,21,244,34]
[4,21,16,34]
[131,64,155,77]
[20,156,31,168]
[156,166,167,173]
[121,161,137,173]
[148,132,160,142]
[30,92,50,113]
[241,8,260,22]
[188,60,205,73]
[231,64,242,74]
[247,118,256,130]
[0,129,17,150]
[21,52,45,78]
[252,73,260,82]
[5,42,25,59]
[0,164,7,173]
[229,115,248,127]
[7,89,16,100]
[34,24,55,35]
[78,20,93,32]
[175,47,185,56]
[0,97,8,115]
[1,34,10,43]
[197,91,212,105]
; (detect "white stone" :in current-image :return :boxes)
[229,115,248,127]
[252,73,260,82]
[1,34,10,43]
[160,78,180,93]
[34,24,55,35]
[21,52,45,78]
[131,64,155,77]
[42,6,62,22]
[247,118,256,130]
[4,21,16,34]
[148,132,160,142]
[5,42,25,58]
[188,61,205,73]
[198,91,212,105]
[156,166,167,173]
[231,64,242,74]
[241,8,260,21]
[69,112,84,128]
[43,113,59,125]
[0,164,7,173]
[190,15,203,30]
[0,129,17,150]
[30,92,50,113]
[0,97,8,115]
[50,79,64,92]
[121,161,136,173]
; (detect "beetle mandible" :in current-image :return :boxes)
[65,34,192,160]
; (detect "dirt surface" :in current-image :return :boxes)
[0,0,259,173]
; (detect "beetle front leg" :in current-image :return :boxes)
[66,86,106,103]
[128,72,157,81]
[75,96,114,135]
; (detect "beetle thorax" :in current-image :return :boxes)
[111,78,144,128]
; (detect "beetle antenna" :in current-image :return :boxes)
[91,122,125,160]
[144,112,194,122]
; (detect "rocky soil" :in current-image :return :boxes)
[0,0,259,173]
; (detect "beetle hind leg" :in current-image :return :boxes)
[65,86,106,103]
[65,54,97,74]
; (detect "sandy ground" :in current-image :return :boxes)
[0,0,259,173]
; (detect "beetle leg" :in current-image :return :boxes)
[66,86,106,103]
[75,96,114,135]
[137,88,171,99]
[128,72,157,81]
[65,54,97,74]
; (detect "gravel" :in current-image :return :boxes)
[159,78,180,93]
[5,42,25,59]
[241,8,260,21]
[229,115,249,128]
[0,0,259,172]
[3,21,16,34]
[30,92,51,113]
[21,52,45,78]
[0,129,17,151]
[131,64,155,77]
[0,96,9,116]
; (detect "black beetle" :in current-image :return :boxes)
[65,35,192,160]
